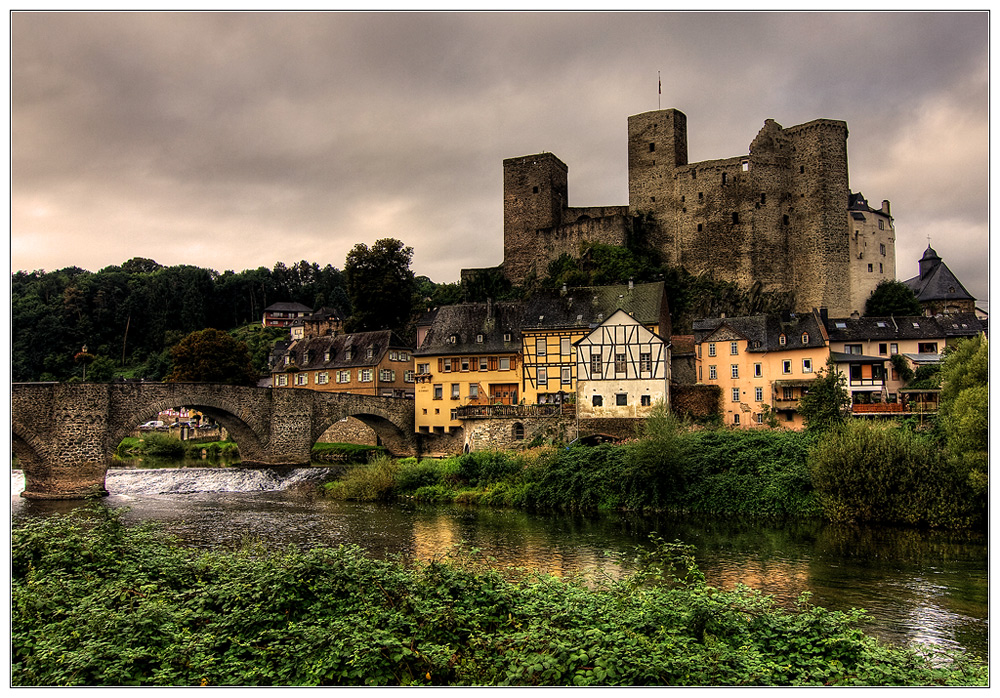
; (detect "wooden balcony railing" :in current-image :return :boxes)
[456,403,576,420]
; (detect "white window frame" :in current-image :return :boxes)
[296,373,308,386]
[499,357,511,371]
[537,367,548,386]
[782,360,792,374]
[731,364,739,379]
[709,365,717,380]
[317,372,329,385]
[536,338,547,356]
[730,341,738,355]
[360,369,373,383]
[708,343,716,357]
[732,387,740,402]
[802,359,813,373]
[755,386,763,402]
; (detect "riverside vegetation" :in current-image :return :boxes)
[11,505,988,686]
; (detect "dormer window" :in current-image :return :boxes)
[449,335,458,344]
[503,333,512,342]
[801,332,809,344]
[476,334,484,343]
[345,349,353,361]
[366,348,374,360]
[324,350,331,362]
[779,334,786,346]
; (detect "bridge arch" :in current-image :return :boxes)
[108,392,270,464]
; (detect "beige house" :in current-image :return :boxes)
[574,309,670,418]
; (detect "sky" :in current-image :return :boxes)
[9,11,991,308]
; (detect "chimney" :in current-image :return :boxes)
[628,278,634,290]
[881,200,891,216]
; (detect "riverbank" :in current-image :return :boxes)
[11,505,987,687]
[324,417,984,529]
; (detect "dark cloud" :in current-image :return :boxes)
[11,11,988,307]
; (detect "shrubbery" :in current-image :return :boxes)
[11,508,987,686]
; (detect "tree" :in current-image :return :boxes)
[166,329,258,386]
[863,280,922,317]
[938,335,988,504]
[798,357,850,431]
[344,238,416,332]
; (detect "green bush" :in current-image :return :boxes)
[324,455,400,501]
[138,433,185,459]
[11,511,987,687]
[809,420,973,527]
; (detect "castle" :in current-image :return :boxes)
[496,109,896,317]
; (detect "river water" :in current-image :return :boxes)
[10,466,989,663]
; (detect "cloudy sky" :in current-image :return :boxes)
[10,11,990,307]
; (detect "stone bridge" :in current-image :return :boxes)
[11,382,417,499]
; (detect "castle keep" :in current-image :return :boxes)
[500,109,895,317]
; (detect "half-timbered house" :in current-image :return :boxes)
[574,309,670,418]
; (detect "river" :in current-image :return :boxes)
[10,466,989,663]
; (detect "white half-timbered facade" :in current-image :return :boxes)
[574,309,670,418]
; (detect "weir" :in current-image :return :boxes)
[11,382,417,499]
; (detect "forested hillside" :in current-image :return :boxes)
[10,258,352,382]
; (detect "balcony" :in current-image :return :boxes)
[456,403,576,420]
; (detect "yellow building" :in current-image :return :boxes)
[517,281,671,405]
[693,311,830,429]
[413,301,522,435]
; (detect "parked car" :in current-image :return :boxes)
[139,420,166,430]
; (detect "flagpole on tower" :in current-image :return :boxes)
[658,71,661,110]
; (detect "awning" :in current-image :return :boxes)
[772,378,818,388]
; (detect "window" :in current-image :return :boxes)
[317,372,329,385]
[890,343,898,355]
[461,359,469,372]
[476,334,484,344]
[360,369,373,383]
[760,193,766,205]
[649,142,655,152]
[537,368,548,386]
[536,338,547,356]
[503,333,512,342]
[284,355,291,366]
[561,367,572,385]
[513,423,525,440]
[880,263,883,274]
[592,394,603,407]
[616,393,627,406]
[450,409,458,420]
[591,353,602,377]
[755,386,763,402]
[561,337,571,356]
[499,357,511,371]
[697,223,703,232]
[639,352,652,372]
[722,172,728,185]
[389,351,397,361]
[404,370,415,383]
[324,351,331,362]
[479,357,488,371]
[433,384,443,399]
[641,395,651,407]
[754,363,762,378]
[918,343,938,354]
[801,332,809,344]
[366,348,374,360]
[783,214,789,225]
[844,344,862,354]
[380,369,394,382]
[345,349,353,361]
[802,359,813,373]
[295,373,308,386]
[733,414,740,425]
[468,384,478,399]
[868,264,874,272]
[708,343,716,357]
[782,360,792,374]
[783,387,794,400]
[443,358,452,372]
[448,335,457,344]
[742,160,749,171]
[732,212,739,224]
[878,219,885,230]
[698,366,702,381]
[399,352,409,361]
[779,334,786,346]
[880,243,886,255]
[417,363,429,374]
[732,387,740,402]
[730,341,738,355]
[878,343,888,355]
[277,374,288,386]
[615,353,627,374]
[451,384,460,399]
[731,364,739,379]
[709,365,717,380]
[337,370,351,383]
[755,413,764,425]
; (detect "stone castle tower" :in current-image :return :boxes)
[498,108,895,317]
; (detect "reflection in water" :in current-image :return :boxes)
[10,468,988,661]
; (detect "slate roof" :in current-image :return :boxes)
[414,301,522,357]
[692,311,827,352]
[271,330,410,372]
[824,313,985,341]
[519,281,667,331]
[903,246,975,304]
[263,302,313,313]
